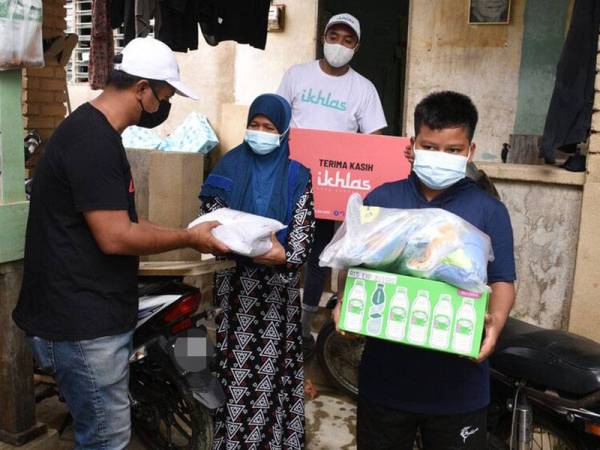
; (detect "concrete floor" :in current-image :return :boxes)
[34,299,359,449]
[35,362,357,450]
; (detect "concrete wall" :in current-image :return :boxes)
[69,1,319,139]
[478,163,586,330]
[404,0,527,160]
[496,181,581,329]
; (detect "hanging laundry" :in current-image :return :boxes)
[89,0,115,89]
[539,0,600,164]
[199,0,271,50]
[110,0,135,44]
[157,0,199,52]
[135,0,161,38]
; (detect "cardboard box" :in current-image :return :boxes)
[340,268,488,358]
[126,149,204,262]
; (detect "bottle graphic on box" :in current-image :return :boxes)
[407,290,431,345]
[452,298,476,354]
[385,286,409,341]
[366,283,386,335]
[345,279,367,332]
[429,294,454,350]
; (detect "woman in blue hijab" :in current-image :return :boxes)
[199,94,315,450]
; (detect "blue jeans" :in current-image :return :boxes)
[29,331,134,450]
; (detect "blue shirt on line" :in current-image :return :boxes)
[358,173,516,415]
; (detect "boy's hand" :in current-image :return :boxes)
[475,313,502,363]
[332,300,345,336]
[332,298,359,340]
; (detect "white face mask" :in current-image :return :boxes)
[244,129,281,155]
[323,42,355,68]
[413,148,469,190]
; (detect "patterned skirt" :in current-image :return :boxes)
[212,265,304,450]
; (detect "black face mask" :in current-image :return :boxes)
[138,99,172,128]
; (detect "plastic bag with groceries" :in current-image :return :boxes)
[319,194,494,293]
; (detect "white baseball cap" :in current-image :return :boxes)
[325,13,361,41]
[114,37,198,100]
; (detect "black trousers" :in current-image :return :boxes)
[357,396,487,450]
[302,219,335,310]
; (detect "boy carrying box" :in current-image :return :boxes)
[333,91,516,450]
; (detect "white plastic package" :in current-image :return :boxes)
[0,0,44,70]
[320,194,494,292]
[188,208,286,257]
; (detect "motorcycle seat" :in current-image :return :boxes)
[492,317,600,396]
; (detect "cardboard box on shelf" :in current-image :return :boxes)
[339,268,488,358]
[126,149,204,262]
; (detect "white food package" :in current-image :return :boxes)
[188,208,286,257]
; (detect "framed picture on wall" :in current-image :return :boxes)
[468,0,511,24]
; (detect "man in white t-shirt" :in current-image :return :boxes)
[277,13,387,358]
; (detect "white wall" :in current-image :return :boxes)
[233,1,319,105]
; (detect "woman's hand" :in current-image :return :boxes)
[253,233,287,266]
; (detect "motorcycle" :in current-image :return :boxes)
[34,276,225,450]
[316,314,600,449]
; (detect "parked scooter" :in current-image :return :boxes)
[316,315,600,449]
[34,276,224,450]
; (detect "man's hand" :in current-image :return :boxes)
[253,233,286,266]
[187,221,229,255]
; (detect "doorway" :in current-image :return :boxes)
[317,0,410,136]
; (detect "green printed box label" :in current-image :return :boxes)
[340,268,488,358]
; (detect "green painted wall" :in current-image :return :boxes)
[513,0,570,135]
[0,70,28,264]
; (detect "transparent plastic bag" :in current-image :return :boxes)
[188,208,286,257]
[0,0,43,70]
[320,194,494,292]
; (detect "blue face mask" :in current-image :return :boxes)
[413,148,469,190]
[244,129,283,155]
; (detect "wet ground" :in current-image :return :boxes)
[35,295,359,449]
[36,359,357,450]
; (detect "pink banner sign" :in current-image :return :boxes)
[289,128,411,221]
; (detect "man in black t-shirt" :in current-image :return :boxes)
[13,37,228,449]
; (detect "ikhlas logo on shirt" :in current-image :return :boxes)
[301,88,347,111]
